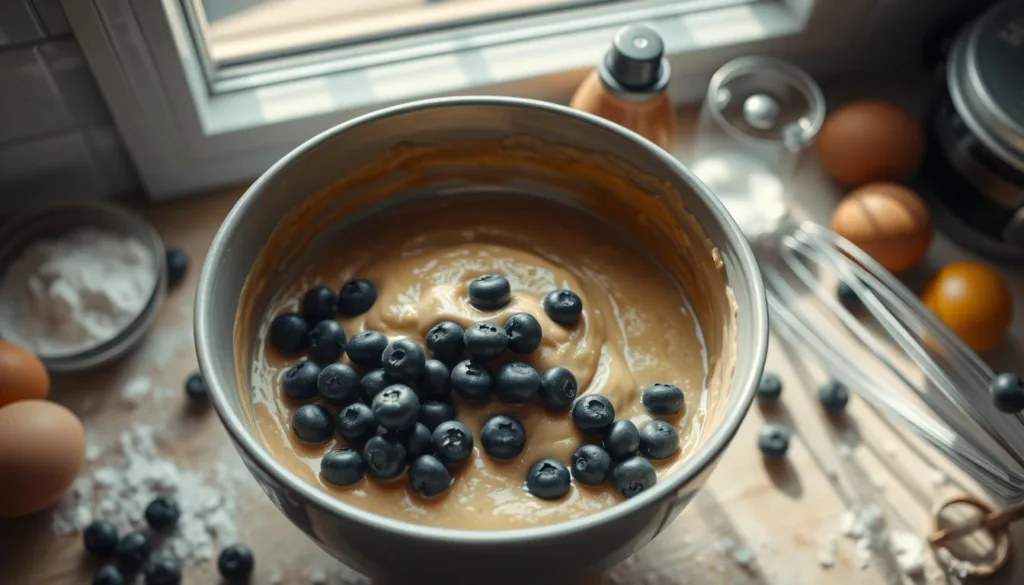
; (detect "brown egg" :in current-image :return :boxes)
[0,400,85,517]
[817,101,925,186]
[0,341,50,408]
[830,182,932,273]
[921,262,1013,354]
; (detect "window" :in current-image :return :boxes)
[63,0,964,199]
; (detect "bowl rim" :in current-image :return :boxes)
[196,95,768,544]
[0,200,166,371]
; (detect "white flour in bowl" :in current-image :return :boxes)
[0,228,156,356]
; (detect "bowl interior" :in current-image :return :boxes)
[198,97,766,541]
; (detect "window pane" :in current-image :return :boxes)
[197,0,627,66]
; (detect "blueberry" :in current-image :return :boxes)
[638,419,679,459]
[409,454,453,497]
[495,362,541,404]
[419,359,451,400]
[404,422,434,459]
[538,367,578,412]
[818,379,850,414]
[604,420,640,460]
[451,360,493,403]
[432,420,474,465]
[337,279,377,316]
[345,330,388,368]
[184,372,208,403]
[503,312,543,354]
[317,363,360,405]
[282,361,320,400]
[301,285,338,324]
[426,321,465,364]
[526,458,571,500]
[371,384,420,432]
[480,414,526,460]
[291,404,334,443]
[321,448,366,486]
[359,368,394,402]
[989,372,1024,414]
[165,248,188,288]
[468,274,512,310]
[382,338,426,383]
[572,395,615,435]
[269,312,308,353]
[758,423,790,458]
[837,281,863,312]
[570,444,612,486]
[115,531,151,572]
[144,495,180,532]
[218,544,255,583]
[612,456,657,498]
[418,401,456,431]
[641,383,684,416]
[336,403,377,444]
[83,519,118,556]
[543,289,583,327]
[463,322,508,361]
[362,435,407,479]
[143,556,181,585]
[93,565,125,585]
[756,373,783,404]
[308,320,347,364]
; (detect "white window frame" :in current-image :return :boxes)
[62,0,888,199]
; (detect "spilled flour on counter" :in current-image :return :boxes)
[52,425,237,564]
[0,228,156,356]
[840,504,886,569]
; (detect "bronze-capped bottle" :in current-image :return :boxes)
[570,24,676,151]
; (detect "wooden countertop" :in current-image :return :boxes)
[2,71,1023,585]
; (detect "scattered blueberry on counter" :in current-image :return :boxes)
[451,360,493,403]
[218,544,255,583]
[183,372,208,403]
[504,312,543,354]
[604,420,640,460]
[419,359,451,400]
[480,414,527,460]
[425,321,466,365]
[362,435,408,479]
[114,530,151,572]
[84,519,119,556]
[526,458,572,500]
[463,322,508,361]
[371,384,420,432]
[336,279,377,316]
[307,320,347,364]
[989,372,1024,414]
[543,289,583,327]
[572,395,615,435]
[269,312,309,353]
[570,444,612,486]
[468,274,512,310]
[336,403,378,445]
[381,338,427,383]
[612,456,657,499]
[418,400,456,431]
[758,423,791,458]
[818,379,850,414]
[756,373,783,404]
[538,367,578,412]
[282,361,320,401]
[638,420,679,460]
[291,404,335,443]
[301,285,338,325]
[164,248,189,288]
[432,420,474,465]
[345,330,388,368]
[92,565,125,585]
[144,495,180,532]
[317,363,360,405]
[641,383,684,416]
[321,448,367,486]
[143,556,182,585]
[495,361,541,404]
[409,454,453,497]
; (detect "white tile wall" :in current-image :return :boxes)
[0,0,139,216]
